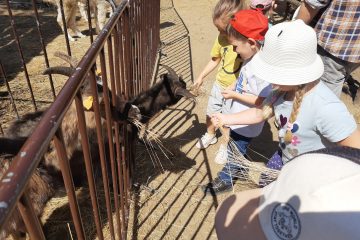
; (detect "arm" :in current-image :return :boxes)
[193,57,221,89]
[222,89,266,106]
[296,0,326,24]
[211,107,266,127]
[338,129,360,149]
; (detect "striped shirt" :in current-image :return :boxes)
[306,0,360,63]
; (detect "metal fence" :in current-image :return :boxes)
[0,0,160,239]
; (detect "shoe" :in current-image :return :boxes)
[196,132,217,149]
[214,144,228,164]
[202,177,233,196]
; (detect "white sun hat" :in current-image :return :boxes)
[250,20,324,85]
[258,150,360,240]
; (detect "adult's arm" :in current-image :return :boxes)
[295,0,329,24]
[338,129,360,149]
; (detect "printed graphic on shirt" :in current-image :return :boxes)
[276,113,301,158]
[271,203,301,240]
[235,71,244,93]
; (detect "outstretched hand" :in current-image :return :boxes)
[211,113,225,128]
[221,89,236,99]
[190,78,203,96]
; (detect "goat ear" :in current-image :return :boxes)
[174,88,197,102]
[160,64,179,81]
[43,66,74,77]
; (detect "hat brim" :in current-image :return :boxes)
[249,52,324,85]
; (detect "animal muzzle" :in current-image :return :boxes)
[174,87,197,102]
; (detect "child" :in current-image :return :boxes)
[210,20,360,182]
[194,0,244,157]
[202,9,271,194]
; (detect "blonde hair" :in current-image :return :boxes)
[260,85,306,142]
[212,0,247,23]
[284,85,306,143]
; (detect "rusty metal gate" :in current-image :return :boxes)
[0,0,160,239]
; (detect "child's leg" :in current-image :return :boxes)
[214,126,230,164]
[206,115,216,135]
[196,83,223,149]
[218,133,251,184]
[203,132,251,196]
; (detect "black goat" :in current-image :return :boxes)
[118,65,196,123]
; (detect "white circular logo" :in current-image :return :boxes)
[271,203,301,240]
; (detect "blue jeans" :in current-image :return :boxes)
[218,131,252,185]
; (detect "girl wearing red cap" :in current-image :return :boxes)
[202,9,271,195]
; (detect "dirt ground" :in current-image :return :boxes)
[1,0,359,239]
[128,0,360,239]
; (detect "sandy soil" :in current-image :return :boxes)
[128,1,360,239]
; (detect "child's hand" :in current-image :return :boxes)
[221,89,236,99]
[192,77,203,90]
[211,113,224,127]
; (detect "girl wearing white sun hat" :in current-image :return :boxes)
[211,20,360,172]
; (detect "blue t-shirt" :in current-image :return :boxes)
[273,81,357,163]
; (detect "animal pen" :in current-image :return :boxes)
[0,0,161,239]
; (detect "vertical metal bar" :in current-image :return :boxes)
[120,129,129,221]
[54,129,86,240]
[17,192,46,240]
[103,42,123,239]
[59,0,72,56]
[118,17,125,97]
[5,0,37,111]
[86,0,94,43]
[74,93,104,240]
[113,24,127,234]
[133,0,140,96]
[117,18,130,221]
[141,0,147,88]
[30,0,56,99]
[88,66,115,238]
[0,62,19,119]
[123,9,132,211]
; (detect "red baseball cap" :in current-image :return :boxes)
[229,9,268,41]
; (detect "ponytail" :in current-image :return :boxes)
[284,85,306,143]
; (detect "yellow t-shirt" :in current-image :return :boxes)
[210,34,242,88]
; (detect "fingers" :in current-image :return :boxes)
[211,114,223,127]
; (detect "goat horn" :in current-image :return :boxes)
[54,51,78,67]
[43,67,75,77]
[160,64,179,80]
[174,88,197,102]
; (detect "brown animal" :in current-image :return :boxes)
[0,53,195,238]
[0,152,55,240]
